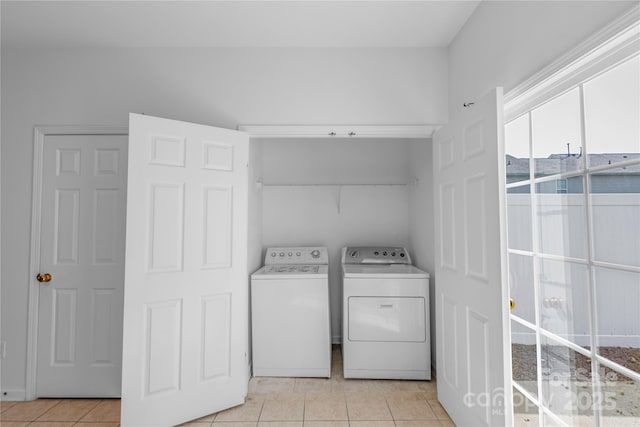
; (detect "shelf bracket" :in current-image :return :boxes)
[332,185,343,214]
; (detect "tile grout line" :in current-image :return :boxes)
[302,391,306,424]
[33,399,65,422]
[255,395,265,426]
[385,396,396,426]
[34,399,102,424]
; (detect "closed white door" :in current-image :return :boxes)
[433,88,510,426]
[37,134,128,397]
[121,114,250,426]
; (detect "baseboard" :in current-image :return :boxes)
[1,389,26,401]
[332,335,341,345]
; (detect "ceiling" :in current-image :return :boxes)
[1,1,480,49]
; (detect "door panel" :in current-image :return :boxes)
[148,183,184,272]
[203,187,233,268]
[201,294,231,380]
[121,114,249,426]
[433,88,509,426]
[37,134,127,397]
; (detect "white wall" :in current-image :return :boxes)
[0,47,447,394]
[261,138,412,185]
[408,140,436,368]
[259,138,415,342]
[447,0,637,118]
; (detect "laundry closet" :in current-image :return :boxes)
[252,134,436,348]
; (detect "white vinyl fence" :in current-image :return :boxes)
[507,193,640,347]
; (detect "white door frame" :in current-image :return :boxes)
[25,125,128,400]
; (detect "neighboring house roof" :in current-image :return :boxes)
[506,153,640,176]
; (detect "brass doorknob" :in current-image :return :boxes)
[509,298,515,310]
[37,273,52,283]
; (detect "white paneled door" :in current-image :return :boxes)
[433,88,510,426]
[37,134,128,397]
[121,114,250,426]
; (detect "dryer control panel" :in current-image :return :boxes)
[343,246,411,264]
[264,246,328,265]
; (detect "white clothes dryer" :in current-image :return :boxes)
[251,247,331,377]
[342,246,431,380]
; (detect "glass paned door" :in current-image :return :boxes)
[505,54,640,426]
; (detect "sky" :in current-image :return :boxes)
[505,55,640,160]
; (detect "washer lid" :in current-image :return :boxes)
[342,264,429,279]
[252,264,328,280]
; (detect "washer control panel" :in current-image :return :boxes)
[264,247,329,265]
[343,246,411,264]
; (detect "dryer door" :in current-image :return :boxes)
[348,297,426,342]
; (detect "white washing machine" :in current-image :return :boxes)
[251,246,331,377]
[342,246,431,380]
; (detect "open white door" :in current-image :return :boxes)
[433,88,510,426]
[121,114,250,426]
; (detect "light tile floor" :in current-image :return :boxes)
[1,348,453,427]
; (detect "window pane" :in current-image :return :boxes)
[532,88,584,178]
[512,320,538,398]
[590,170,640,268]
[513,386,539,427]
[536,181,587,259]
[536,177,583,194]
[584,56,640,168]
[509,254,535,323]
[508,185,532,251]
[598,360,640,425]
[594,266,640,376]
[543,413,565,427]
[589,165,640,194]
[538,259,590,345]
[506,114,531,184]
[540,335,595,426]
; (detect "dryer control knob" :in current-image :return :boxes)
[279,252,285,257]
[311,250,320,258]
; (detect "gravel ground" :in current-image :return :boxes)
[512,344,640,422]
[512,344,640,382]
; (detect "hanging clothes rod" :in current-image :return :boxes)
[255,181,420,213]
